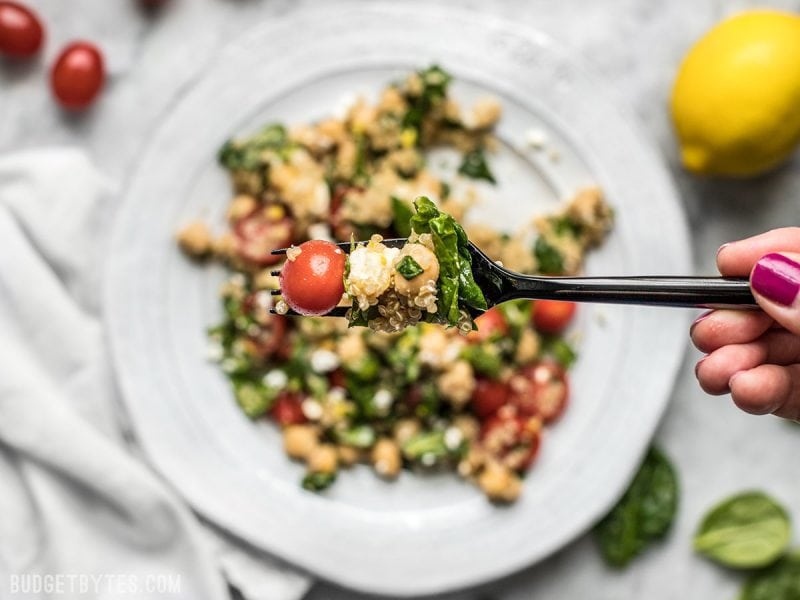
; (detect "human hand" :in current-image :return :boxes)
[692,228,800,420]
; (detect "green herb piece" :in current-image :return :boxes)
[386,328,421,384]
[412,381,441,419]
[402,430,448,461]
[694,491,790,569]
[344,351,381,382]
[534,237,565,275]
[552,215,583,238]
[335,424,376,449]
[440,181,451,200]
[498,299,533,338]
[218,124,291,171]
[739,550,800,600]
[301,471,336,492]
[458,148,496,184]
[391,196,414,237]
[594,447,679,568]
[233,380,277,419]
[396,255,424,280]
[401,65,453,137]
[543,337,578,369]
[410,196,487,326]
[460,344,503,378]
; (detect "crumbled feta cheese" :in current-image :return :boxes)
[444,426,463,450]
[525,128,548,150]
[373,389,393,412]
[205,341,223,362]
[229,273,246,288]
[308,222,334,242]
[310,349,340,373]
[220,358,238,374]
[252,290,273,310]
[421,453,437,467]
[328,387,346,403]
[302,399,323,421]
[262,369,288,389]
[345,237,401,310]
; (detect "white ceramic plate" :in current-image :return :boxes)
[105,4,690,596]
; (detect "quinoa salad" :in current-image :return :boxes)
[177,65,613,501]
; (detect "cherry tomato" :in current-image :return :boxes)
[467,307,508,343]
[50,42,105,110]
[480,412,541,471]
[233,206,293,266]
[510,361,569,423]
[471,378,511,419]
[270,391,307,426]
[279,239,346,316]
[532,300,576,334]
[0,2,43,57]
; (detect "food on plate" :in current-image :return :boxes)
[177,65,613,501]
[0,1,44,57]
[51,41,105,110]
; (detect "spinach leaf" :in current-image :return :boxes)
[232,379,278,418]
[402,65,452,136]
[218,123,291,171]
[594,447,679,568]
[458,148,496,184]
[543,337,578,369]
[391,196,414,237]
[410,196,487,326]
[460,344,503,378]
[396,255,424,280]
[534,237,565,275]
[335,424,376,449]
[302,472,336,492]
[401,430,452,462]
[694,491,790,569]
[739,550,800,600]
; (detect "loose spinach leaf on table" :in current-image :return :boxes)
[739,550,800,600]
[458,147,496,184]
[410,196,487,326]
[301,472,336,492]
[694,491,790,569]
[593,446,679,568]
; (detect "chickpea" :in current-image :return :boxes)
[226,194,258,223]
[307,444,338,474]
[394,243,440,298]
[393,418,421,445]
[337,445,360,467]
[371,438,402,479]
[436,360,476,408]
[282,425,318,460]
[453,415,480,441]
[212,232,236,259]
[478,461,522,502]
[176,221,212,257]
[470,97,502,129]
[515,328,541,364]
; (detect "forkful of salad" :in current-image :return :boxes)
[270,196,756,333]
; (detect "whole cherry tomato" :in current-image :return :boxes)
[0,2,44,57]
[279,239,347,316]
[467,307,509,343]
[532,300,577,334]
[50,41,105,110]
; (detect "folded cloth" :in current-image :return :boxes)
[0,149,311,600]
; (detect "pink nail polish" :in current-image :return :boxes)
[751,253,800,306]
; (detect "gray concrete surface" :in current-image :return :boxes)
[2,1,799,598]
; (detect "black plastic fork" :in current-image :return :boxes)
[269,238,757,317]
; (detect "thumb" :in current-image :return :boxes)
[750,252,800,337]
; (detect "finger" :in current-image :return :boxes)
[694,330,800,395]
[750,252,800,337]
[729,364,800,420]
[717,227,800,276]
[690,309,773,353]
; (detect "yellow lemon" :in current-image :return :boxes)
[671,10,800,177]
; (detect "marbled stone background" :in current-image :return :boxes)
[2,1,799,598]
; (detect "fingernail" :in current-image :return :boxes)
[694,356,706,378]
[716,243,730,258]
[751,253,800,306]
[729,370,745,387]
[690,310,714,335]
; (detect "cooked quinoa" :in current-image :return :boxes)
[177,65,613,501]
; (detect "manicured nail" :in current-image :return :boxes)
[716,243,730,258]
[690,310,714,335]
[751,253,800,306]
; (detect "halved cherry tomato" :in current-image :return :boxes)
[233,206,293,266]
[467,307,508,343]
[50,42,105,110]
[509,361,569,423]
[471,378,511,419]
[279,239,346,316]
[0,1,43,57]
[532,300,576,334]
[480,412,541,471]
[270,391,307,426]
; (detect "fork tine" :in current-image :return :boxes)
[270,306,350,318]
[270,237,409,256]
[270,270,280,277]
[270,290,281,296]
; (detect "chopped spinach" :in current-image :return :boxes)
[302,471,336,492]
[594,447,679,568]
[739,550,800,600]
[402,430,448,461]
[534,237,565,275]
[391,196,414,237]
[335,424,377,449]
[410,196,487,326]
[218,123,292,171]
[543,337,578,369]
[233,379,277,418]
[460,344,503,378]
[402,65,453,138]
[694,491,790,569]
[458,148,496,184]
[396,255,424,280]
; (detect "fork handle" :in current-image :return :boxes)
[505,276,757,309]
